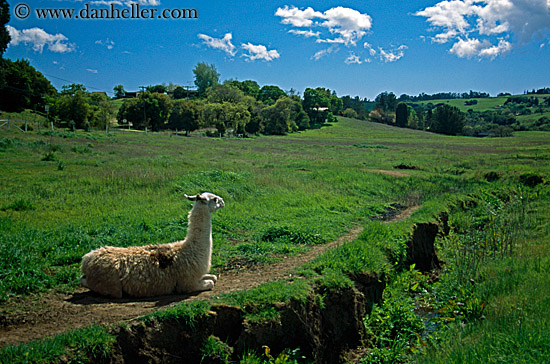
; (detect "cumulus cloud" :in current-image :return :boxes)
[417,0,550,59]
[7,26,75,53]
[241,43,280,62]
[275,6,323,27]
[197,33,236,56]
[276,5,372,46]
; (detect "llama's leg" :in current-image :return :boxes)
[201,274,218,282]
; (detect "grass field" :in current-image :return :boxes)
[413,94,550,113]
[0,117,548,362]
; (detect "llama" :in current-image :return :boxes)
[80,192,224,298]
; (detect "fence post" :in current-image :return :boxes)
[50,122,54,131]
[25,120,27,132]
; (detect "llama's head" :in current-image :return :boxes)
[185,192,225,213]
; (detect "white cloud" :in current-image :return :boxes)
[345,52,362,64]
[7,26,75,53]
[288,29,320,38]
[417,0,550,59]
[312,45,339,60]
[450,37,512,59]
[86,68,98,74]
[275,6,323,27]
[276,5,372,46]
[197,33,236,56]
[95,38,115,50]
[321,6,372,46]
[241,43,280,62]
[364,43,407,63]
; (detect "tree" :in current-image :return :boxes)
[343,108,358,119]
[113,85,126,99]
[0,0,10,57]
[395,102,408,127]
[89,92,115,128]
[261,97,298,135]
[224,79,260,99]
[432,104,464,135]
[117,92,172,131]
[0,59,57,112]
[61,83,87,96]
[375,92,397,112]
[258,85,286,105]
[193,62,220,96]
[207,84,246,104]
[169,100,202,135]
[146,84,167,94]
[51,90,91,129]
[173,86,187,99]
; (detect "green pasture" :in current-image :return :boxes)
[0,118,548,301]
[0,116,549,363]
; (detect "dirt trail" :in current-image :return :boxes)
[0,206,420,348]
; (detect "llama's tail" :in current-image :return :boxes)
[80,276,88,288]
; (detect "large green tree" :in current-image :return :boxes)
[395,102,408,127]
[0,59,57,112]
[261,97,298,135]
[169,100,202,135]
[117,92,172,131]
[193,62,220,96]
[258,85,286,105]
[432,104,465,135]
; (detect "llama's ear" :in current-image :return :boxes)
[185,194,197,201]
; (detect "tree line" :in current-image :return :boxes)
[115,62,343,136]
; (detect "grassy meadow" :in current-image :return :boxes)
[0,117,549,362]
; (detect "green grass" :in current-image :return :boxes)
[0,115,548,362]
[1,119,548,300]
[413,97,508,112]
[0,325,114,364]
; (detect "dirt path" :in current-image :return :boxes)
[0,206,420,348]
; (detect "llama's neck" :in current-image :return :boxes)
[184,204,212,248]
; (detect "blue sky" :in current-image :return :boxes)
[5,0,550,99]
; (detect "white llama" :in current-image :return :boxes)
[80,192,224,298]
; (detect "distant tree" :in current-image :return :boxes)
[375,92,397,112]
[89,92,115,128]
[0,0,9,57]
[113,85,126,99]
[395,102,408,127]
[169,100,202,135]
[193,62,220,96]
[225,79,260,99]
[117,92,172,131]
[173,86,187,99]
[432,104,464,135]
[146,84,167,94]
[61,83,87,96]
[343,108,358,119]
[51,91,91,129]
[0,59,57,112]
[261,97,297,135]
[258,85,287,105]
[207,84,246,104]
[303,87,330,123]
